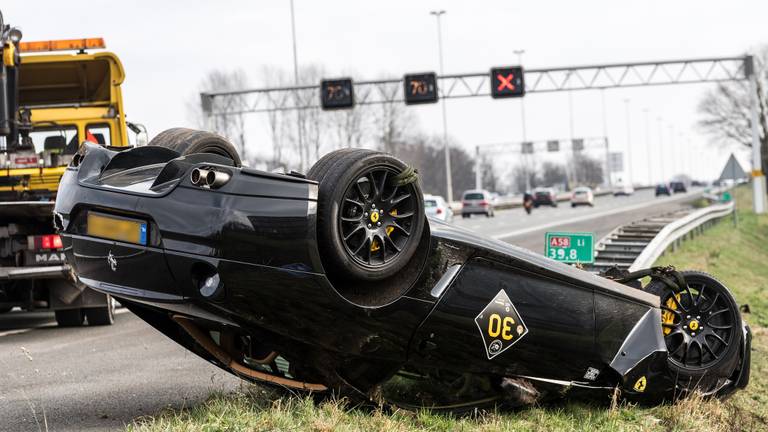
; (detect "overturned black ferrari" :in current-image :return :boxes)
[54,128,750,409]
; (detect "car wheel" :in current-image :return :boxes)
[85,296,115,326]
[55,308,84,327]
[571,203,576,208]
[645,271,743,395]
[148,128,242,167]
[308,149,426,281]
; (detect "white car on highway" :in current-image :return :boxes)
[424,194,454,222]
[570,186,594,207]
[613,183,635,196]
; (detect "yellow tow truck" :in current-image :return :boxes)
[0,11,143,325]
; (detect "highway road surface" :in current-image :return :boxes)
[0,188,701,431]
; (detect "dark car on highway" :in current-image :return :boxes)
[655,183,671,196]
[532,187,558,207]
[670,181,687,193]
[53,138,751,409]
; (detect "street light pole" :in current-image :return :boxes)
[746,55,766,213]
[657,117,665,183]
[514,50,527,142]
[430,10,453,202]
[643,108,651,185]
[601,90,611,187]
[289,0,305,171]
[623,99,633,185]
[667,124,676,180]
[514,49,530,191]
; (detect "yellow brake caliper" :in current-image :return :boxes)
[661,293,681,335]
[370,209,396,252]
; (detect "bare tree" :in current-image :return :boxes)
[512,162,538,193]
[541,162,568,187]
[186,69,249,161]
[480,155,499,192]
[330,106,369,150]
[569,153,604,187]
[259,66,292,170]
[374,99,416,154]
[698,46,768,177]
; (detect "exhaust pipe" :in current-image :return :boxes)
[205,170,231,188]
[190,168,209,186]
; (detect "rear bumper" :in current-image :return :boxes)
[462,207,491,214]
[0,264,70,280]
[54,143,322,304]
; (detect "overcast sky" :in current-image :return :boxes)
[6,0,766,184]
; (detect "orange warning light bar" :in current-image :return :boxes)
[19,38,105,53]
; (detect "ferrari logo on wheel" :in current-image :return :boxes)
[474,289,528,360]
[633,376,647,392]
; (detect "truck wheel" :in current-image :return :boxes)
[148,128,242,167]
[308,149,426,281]
[55,309,84,327]
[85,297,115,326]
[645,271,743,396]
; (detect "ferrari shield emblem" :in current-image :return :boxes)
[474,289,528,360]
[633,376,647,392]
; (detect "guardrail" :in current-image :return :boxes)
[628,200,734,271]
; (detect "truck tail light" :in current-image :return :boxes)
[436,208,443,215]
[28,234,63,250]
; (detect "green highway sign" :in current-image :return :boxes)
[545,232,595,264]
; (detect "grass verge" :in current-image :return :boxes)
[128,187,767,432]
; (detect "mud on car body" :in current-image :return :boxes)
[53,133,750,409]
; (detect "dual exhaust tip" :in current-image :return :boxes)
[190,168,231,189]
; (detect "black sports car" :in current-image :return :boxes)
[53,129,750,409]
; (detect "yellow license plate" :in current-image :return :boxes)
[87,212,148,245]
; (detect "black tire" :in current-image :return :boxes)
[308,149,426,281]
[571,203,576,208]
[85,297,115,326]
[148,128,242,167]
[645,271,743,395]
[55,308,84,327]
[0,307,12,313]
[462,214,469,219]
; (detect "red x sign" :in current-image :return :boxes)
[497,73,516,92]
[490,66,525,98]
